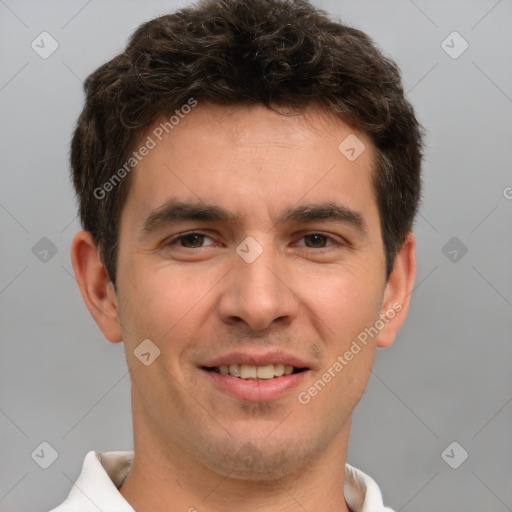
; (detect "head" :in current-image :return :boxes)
[71,0,421,480]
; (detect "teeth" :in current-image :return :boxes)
[274,364,285,376]
[256,364,275,379]
[240,364,257,379]
[229,364,240,377]
[216,363,302,379]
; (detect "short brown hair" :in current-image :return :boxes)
[71,0,423,287]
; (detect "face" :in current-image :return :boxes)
[90,104,411,479]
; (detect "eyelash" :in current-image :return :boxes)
[166,231,342,249]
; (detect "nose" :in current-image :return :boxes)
[217,243,299,331]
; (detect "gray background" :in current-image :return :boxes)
[0,0,511,511]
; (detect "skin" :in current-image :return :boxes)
[71,104,416,512]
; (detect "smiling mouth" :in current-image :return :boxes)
[202,364,308,380]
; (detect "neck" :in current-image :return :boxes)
[119,401,352,512]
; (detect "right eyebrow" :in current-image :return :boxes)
[139,199,241,239]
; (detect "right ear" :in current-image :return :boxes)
[70,230,123,343]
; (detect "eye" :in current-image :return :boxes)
[165,231,342,251]
[297,233,336,248]
[168,232,215,249]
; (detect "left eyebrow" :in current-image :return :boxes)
[138,199,368,239]
[280,203,368,235]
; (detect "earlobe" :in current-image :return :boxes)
[70,231,123,343]
[376,232,416,348]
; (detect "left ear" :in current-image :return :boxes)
[376,232,416,348]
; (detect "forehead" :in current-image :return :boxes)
[121,103,378,231]
[143,103,367,155]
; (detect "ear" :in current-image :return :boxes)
[70,230,123,343]
[376,232,416,348]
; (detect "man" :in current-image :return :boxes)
[50,0,422,510]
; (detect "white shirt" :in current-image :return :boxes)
[49,451,394,512]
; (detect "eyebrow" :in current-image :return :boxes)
[139,199,367,238]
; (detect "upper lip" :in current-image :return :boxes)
[200,350,311,369]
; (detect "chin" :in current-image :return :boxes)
[199,437,314,481]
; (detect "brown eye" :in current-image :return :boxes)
[177,233,206,248]
[303,234,330,248]
[168,232,211,249]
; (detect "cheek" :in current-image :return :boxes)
[117,262,217,349]
[304,265,384,341]
[308,271,382,405]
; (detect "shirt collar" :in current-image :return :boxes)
[50,450,392,512]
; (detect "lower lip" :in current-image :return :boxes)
[202,369,309,402]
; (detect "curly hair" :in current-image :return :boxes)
[71,0,423,287]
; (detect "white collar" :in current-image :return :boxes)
[50,450,393,512]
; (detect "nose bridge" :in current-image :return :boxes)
[239,246,282,298]
[218,237,297,330]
